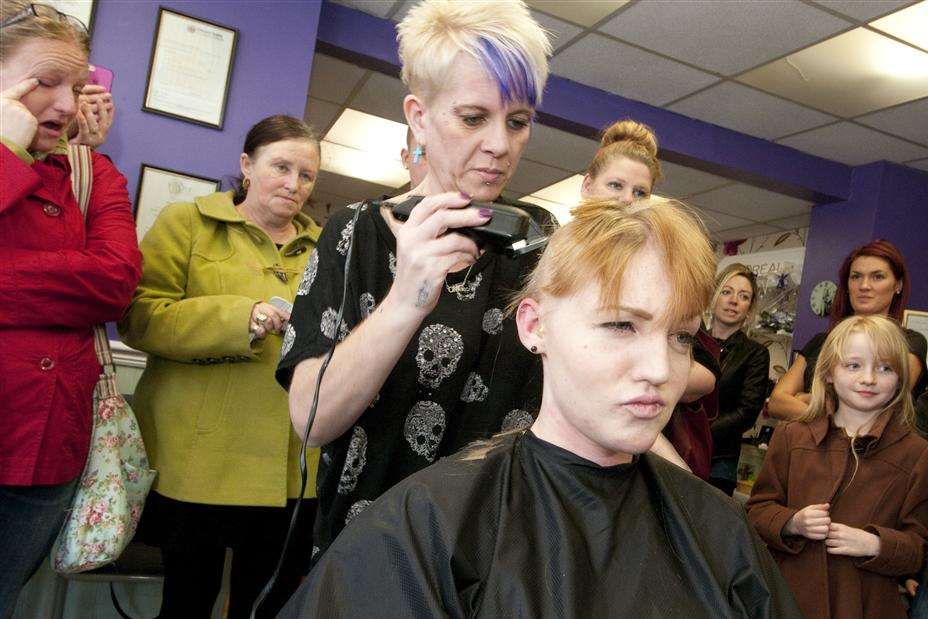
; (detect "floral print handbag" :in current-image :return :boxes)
[50,145,157,573]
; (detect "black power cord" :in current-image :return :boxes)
[250,200,368,619]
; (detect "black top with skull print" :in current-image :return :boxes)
[277,200,549,558]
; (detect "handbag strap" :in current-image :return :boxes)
[66,145,115,370]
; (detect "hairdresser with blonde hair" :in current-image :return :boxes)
[0,2,140,611]
[279,0,553,559]
[705,263,769,496]
[280,198,799,617]
[581,118,720,478]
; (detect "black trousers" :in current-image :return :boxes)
[143,492,316,619]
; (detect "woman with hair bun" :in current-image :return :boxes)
[581,118,720,479]
[581,118,662,204]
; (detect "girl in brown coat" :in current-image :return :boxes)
[747,314,928,618]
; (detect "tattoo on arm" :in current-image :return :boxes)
[415,281,430,308]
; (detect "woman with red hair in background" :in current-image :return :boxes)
[769,239,926,421]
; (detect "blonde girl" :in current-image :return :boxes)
[747,315,928,619]
[581,118,661,204]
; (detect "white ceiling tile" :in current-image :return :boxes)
[871,1,928,50]
[738,28,928,117]
[778,122,928,164]
[522,123,600,172]
[856,97,928,145]
[689,183,813,221]
[810,0,914,21]
[657,161,731,198]
[550,34,718,105]
[690,207,756,232]
[667,82,836,139]
[308,55,367,105]
[329,0,398,19]
[531,10,583,51]
[599,0,850,76]
[315,170,394,204]
[506,160,572,195]
[907,158,928,171]
[713,223,783,242]
[348,72,409,125]
[768,213,812,229]
[526,0,630,28]
[304,98,343,135]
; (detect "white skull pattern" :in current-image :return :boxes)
[336,219,355,255]
[415,324,464,388]
[337,426,367,494]
[501,409,534,432]
[460,372,488,403]
[296,249,319,296]
[320,307,349,341]
[388,252,397,279]
[359,292,376,319]
[345,500,372,525]
[482,308,504,335]
[280,323,296,358]
[404,401,446,461]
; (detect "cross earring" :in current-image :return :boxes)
[412,146,425,164]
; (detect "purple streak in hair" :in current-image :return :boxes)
[477,37,538,107]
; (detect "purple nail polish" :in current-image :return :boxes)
[479,208,493,218]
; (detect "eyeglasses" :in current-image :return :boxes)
[0,3,88,35]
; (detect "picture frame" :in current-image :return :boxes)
[134,164,220,241]
[903,309,928,344]
[142,8,238,129]
[44,0,97,37]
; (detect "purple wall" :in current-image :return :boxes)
[793,162,928,349]
[91,1,322,200]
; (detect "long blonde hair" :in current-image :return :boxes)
[802,315,913,426]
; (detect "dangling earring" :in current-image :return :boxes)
[242,178,251,191]
[412,145,425,164]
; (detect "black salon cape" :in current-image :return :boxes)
[279,431,800,618]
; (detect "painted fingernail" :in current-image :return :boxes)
[460,191,471,201]
[479,208,492,218]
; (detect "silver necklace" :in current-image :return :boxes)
[445,263,476,296]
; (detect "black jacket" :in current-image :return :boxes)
[281,431,801,618]
[709,329,770,461]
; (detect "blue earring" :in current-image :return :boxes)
[412,145,424,164]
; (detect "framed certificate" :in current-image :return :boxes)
[134,164,220,241]
[44,0,96,36]
[904,309,928,344]
[142,8,238,129]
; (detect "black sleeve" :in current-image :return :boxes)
[276,206,358,390]
[906,328,927,372]
[711,343,770,447]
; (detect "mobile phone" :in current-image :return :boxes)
[87,64,114,92]
[269,296,293,314]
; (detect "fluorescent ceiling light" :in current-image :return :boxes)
[321,108,410,188]
[871,1,928,53]
[519,175,584,223]
[519,194,574,224]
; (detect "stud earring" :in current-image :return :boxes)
[412,145,425,164]
[242,178,250,191]
[530,345,538,353]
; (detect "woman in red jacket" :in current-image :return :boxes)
[0,2,141,611]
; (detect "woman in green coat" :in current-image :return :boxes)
[119,115,322,618]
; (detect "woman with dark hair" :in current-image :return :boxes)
[769,239,926,420]
[0,2,141,610]
[119,115,322,617]
[705,263,770,496]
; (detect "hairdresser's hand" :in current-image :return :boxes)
[825,523,881,557]
[0,78,39,149]
[785,503,831,539]
[249,302,289,340]
[71,85,114,148]
[386,192,490,318]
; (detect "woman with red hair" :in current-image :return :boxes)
[769,239,926,420]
